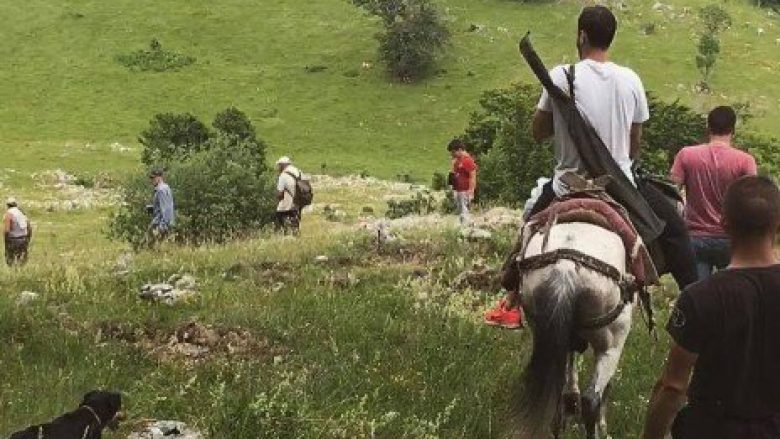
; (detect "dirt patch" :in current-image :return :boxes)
[96,320,288,365]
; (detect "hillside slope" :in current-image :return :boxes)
[2,0,779,181]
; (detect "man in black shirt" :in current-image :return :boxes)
[643,175,780,439]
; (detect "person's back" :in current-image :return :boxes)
[672,145,756,237]
[643,175,780,439]
[542,60,647,195]
[6,206,28,238]
[673,267,780,420]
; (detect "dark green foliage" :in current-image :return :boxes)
[213,107,267,167]
[739,132,780,176]
[116,39,196,72]
[386,190,439,218]
[639,94,706,175]
[139,113,211,166]
[111,110,275,248]
[699,4,732,33]
[431,172,447,190]
[354,0,450,82]
[458,83,554,205]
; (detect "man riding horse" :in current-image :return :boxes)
[485,5,697,329]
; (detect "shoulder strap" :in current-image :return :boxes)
[285,170,300,181]
[564,64,576,100]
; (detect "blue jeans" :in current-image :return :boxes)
[691,236,730,280]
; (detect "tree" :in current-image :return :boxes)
[138,113,210,166]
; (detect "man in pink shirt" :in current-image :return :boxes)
[671,106,757,280]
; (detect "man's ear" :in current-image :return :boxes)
[578,30,587,46]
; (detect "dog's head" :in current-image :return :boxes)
[81,390,123,430]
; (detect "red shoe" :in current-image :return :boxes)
[484,300,524,330]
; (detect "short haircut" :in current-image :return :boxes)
[578,6,618,50]
[447,138,466,152]
[723,176,780,240]
[708,106,737,136]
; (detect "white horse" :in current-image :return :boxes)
[514,221,633,439]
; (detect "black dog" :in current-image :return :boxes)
[9,390,122,439]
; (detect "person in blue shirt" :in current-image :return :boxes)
[148,168,175,244]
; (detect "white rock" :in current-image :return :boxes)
[17,291,40,307]
[315,255,329,263]
[128,420,203,439]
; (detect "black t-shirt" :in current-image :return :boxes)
[667,265,780,419]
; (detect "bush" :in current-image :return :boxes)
[386,190,439,218]
[457,83,555,205]
[213,107,267,168]
[639,94,706,175]
[116,39,196,72]
[139,113,211,166]
[111,110,276,248]
[354,0,450,82]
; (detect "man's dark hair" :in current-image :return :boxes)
[447,138,467,152]
[724,176,780,240]
[578,6,617,50]
[708,106,737,136]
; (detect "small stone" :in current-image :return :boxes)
[315,255,329,263]
[17,291,40,307]
[460,227,493,240]
[273,355,284,365]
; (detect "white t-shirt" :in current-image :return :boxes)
[276,165,301,212]
[537,59,650,196]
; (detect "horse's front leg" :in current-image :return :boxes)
[581,306,632,439]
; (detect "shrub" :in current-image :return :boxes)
[695,5,731,91]
[639,94,706,175]
[116,39,196,72]
[138,113,211,166]
[386,190,439,218]
[110,135,276,248]
[213,107,267,167]
[354,0,450,82]
[457,83,554,205]
[111,109,276,248]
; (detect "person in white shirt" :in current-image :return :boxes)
[275,156,301,235]
[4,197,32,266]
[486,5,697,328]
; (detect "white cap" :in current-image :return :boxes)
[6,197,17,206]
[276,156,292,166]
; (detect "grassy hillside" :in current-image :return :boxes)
[0,180,677,438]
[2,0,779,181]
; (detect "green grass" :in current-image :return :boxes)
[0,0,771,436]
[1,0,779,181]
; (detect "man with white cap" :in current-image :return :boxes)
[4,197,32,266]
[276,156,302,235]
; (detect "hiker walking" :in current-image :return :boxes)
[275,156,308,235]
[643,176,780,439]
[4,197,32,266]
[148,168,175,245]
[671,106,757,280]
[447,139,477,226]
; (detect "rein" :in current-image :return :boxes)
[516,248,638,330]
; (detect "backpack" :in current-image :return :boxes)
[286,170,313,208]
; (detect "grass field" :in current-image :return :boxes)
[1,0,777,437]
[2,0,780,181]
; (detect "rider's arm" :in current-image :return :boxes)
[642,342,697,439]
[532,110,553,143]
[630,123,643,161]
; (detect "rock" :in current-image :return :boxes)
[175,275,197,291]
[460,227,493,240]
[758,27,765,35]
[128,420,203,439]
[315,255,329,263]
[139,283,197,306]
[17,291,40,307]
[452,266,501,291]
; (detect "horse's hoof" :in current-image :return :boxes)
[563,392,580,415]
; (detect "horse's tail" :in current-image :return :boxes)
[514,260,579,439]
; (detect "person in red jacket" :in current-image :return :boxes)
[448,139,477,226]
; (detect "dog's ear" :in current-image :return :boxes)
[81,390,99,406]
